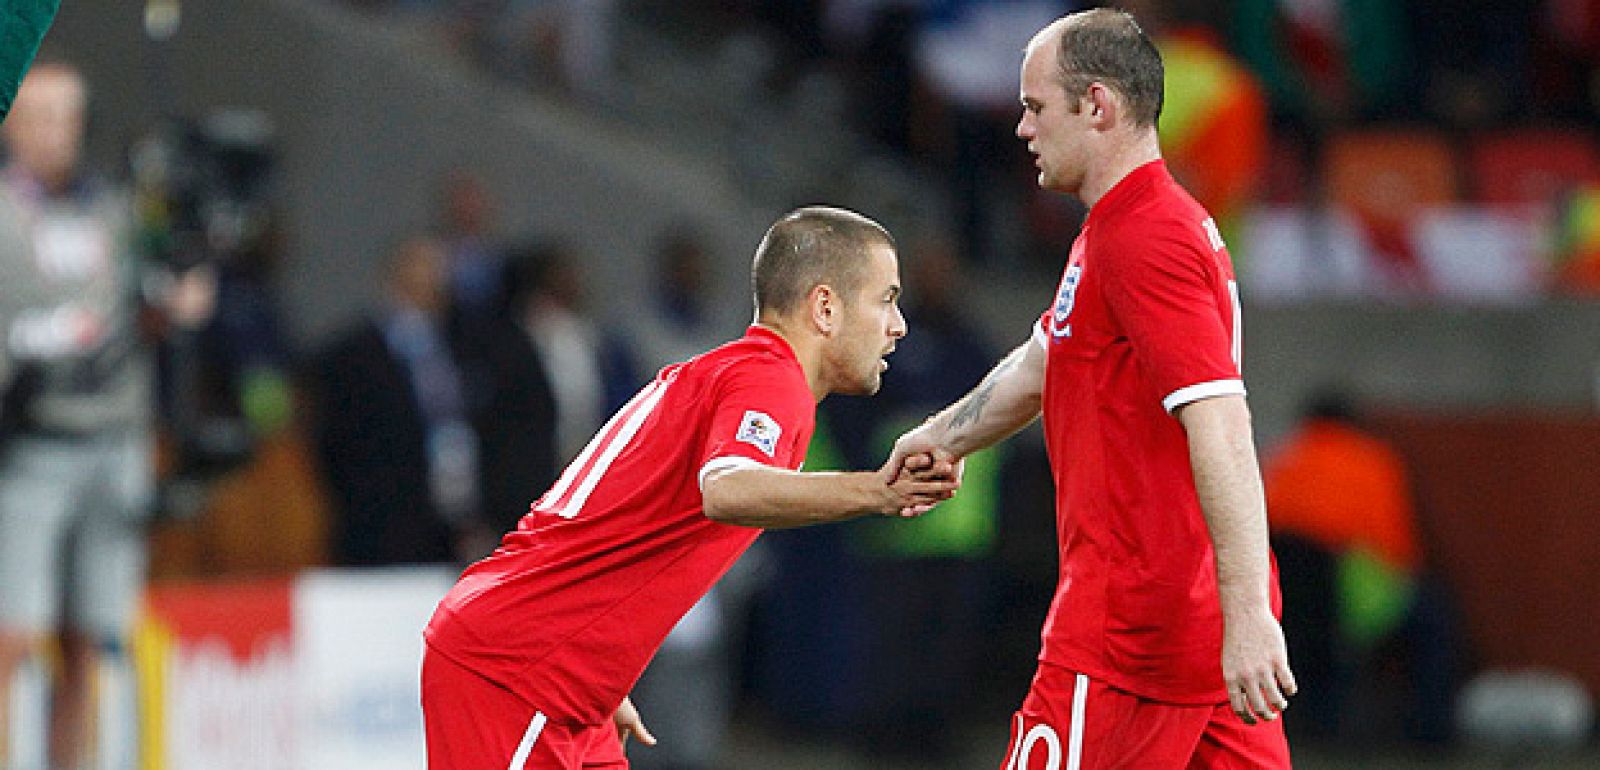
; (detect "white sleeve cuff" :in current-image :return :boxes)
[1162,379,1247,414]
[698,456,766,491]
[1032,320,1049,351]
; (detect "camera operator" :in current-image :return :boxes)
[0,51,212,769]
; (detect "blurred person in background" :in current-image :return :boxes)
[421,206,959,770]
[1265,388,1461,747]
[892,10,1294,766]
[459,238,560,538]
[628,227,727,371]
[913,0,1071,266]
[430,172,562,542]
[437,169,509,326]
[0,53,213,770]
[510,239,638,462]
[311,235,484,566]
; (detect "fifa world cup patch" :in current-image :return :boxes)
[735,410,782,457]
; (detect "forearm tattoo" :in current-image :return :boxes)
[948,379,997,430]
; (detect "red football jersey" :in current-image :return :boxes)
[1032,160,1280,704]
[424,326,815,725]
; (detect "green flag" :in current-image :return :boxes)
[1,0,62,122]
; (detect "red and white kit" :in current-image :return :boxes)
[1011,160,1289,768]
[424,326,815,769]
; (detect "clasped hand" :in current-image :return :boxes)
[880,451,962,518]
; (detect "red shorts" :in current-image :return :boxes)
[999,663,1291,770]
[422,645,629,770]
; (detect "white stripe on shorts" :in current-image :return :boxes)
[508,711,548,770]
[1067,673,1088,770]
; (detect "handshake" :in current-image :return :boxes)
[877,442,964,519]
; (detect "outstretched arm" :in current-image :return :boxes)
[701,454,958,529]
[1177,394,1297,725]
[890,337,1046,470]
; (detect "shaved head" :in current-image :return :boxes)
[752,206,895,316]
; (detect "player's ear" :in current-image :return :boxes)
[1086,82,1116,128]
[808,284,837,336]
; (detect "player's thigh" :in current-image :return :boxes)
[0,442,81,633]
[1000,665,1211,770]
[422,647,584,770]
[1186,702,1291,770]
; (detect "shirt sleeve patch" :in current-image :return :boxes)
[735,410,782,457]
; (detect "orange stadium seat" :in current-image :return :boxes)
[1323,129,1459,225]
[1467,129,1600,207]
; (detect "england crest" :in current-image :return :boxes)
[1051,264,1083,338]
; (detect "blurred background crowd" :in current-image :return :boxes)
[4,0,1600,768]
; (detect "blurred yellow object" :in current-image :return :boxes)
[1156,28,1268,231]
[1553,184,1600,295]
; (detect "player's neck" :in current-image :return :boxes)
[1079,131,1162,208]
[752,318,829,402]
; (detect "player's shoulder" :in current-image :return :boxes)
[1104,187,1223,266]
[686,333,804,391]
[1114,178,1210,239]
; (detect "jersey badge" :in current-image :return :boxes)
[736,410,782,457]
[1051,264,1083,339]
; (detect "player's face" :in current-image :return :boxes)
[830,242,906,396]
[2,67,86,190]
[1016,35,1089,196]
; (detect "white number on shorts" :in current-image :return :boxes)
[1005,715,1063,770]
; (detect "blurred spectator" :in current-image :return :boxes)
[461,240,559,535]
[1264,389,1462,746]
[627,227,728,371]
[913,0,1070,264]
[832,2,922,156]
[507,240,638,461]
[427,174,564,538]
[436,170,508,325]
[312,236,482,566]
[0,53,212,770]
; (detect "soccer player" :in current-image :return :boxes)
[889,9,1295,768]
[421,206,959,769]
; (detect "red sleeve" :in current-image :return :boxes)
[1100,224,1244,413]
[697,359,814,486]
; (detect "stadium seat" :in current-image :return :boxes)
[1323,129,1460,225]
[1320,130,1459,293]
[1467,129,1600,207]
